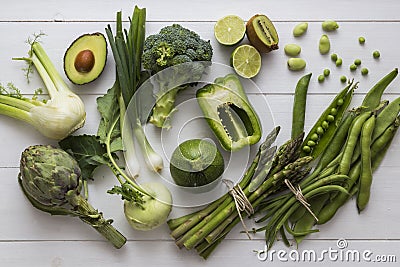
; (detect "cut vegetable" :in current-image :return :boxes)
[214,15,245,46]
[230,44,261,78]
[246,14,279,53]
[64,33,107,85]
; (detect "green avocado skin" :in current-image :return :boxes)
[170,139,224,187]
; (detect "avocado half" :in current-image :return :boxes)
[64,32,107,85]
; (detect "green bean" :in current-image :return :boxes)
[292,73,312,139]
[301,81,356,158]
[357,115,376,212]
[285,221,319,237]
[339,111,372,175]
[293,193,330,244]
[361,68,398,111]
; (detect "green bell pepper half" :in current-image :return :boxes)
[196,73,262,151]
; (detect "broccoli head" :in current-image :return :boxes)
[142,24,213,73]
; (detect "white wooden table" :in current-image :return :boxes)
[1,0,400,266]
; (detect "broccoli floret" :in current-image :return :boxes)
[142,24,213,73]
[142,24,213,129]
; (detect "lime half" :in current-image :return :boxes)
[214,15,246,46]
[231,44,262,78]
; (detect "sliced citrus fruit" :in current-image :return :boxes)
[214,15,246,46]
[231,44,262,78]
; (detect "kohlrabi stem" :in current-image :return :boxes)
[118,93,140,178]
[106,117,150,197]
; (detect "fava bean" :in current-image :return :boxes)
[362,68,398,110]
[357,115,376,212]
[322,20,339,32]
[284,44,302,56]
[319,34,330,54]
[293,22,308,37]
[292,73,312,139]
[287,58,306,71]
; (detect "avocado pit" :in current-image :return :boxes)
[74,49,95,73]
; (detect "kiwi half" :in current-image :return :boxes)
[246,14,279,53]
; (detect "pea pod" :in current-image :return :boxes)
[300,81,356,158]
[357,115,376,212]
[291,73,312,139]
[300,112,356,187]
[361,68,398,111]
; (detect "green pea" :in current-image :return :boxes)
[322,121,329,129]
[373,50,380,58]
[284,44,302,56]
[359,36,366,44]
[330,108,338,115]
[293,22,308,37]
[302,145,311,153]
[340,75,347,83]
[319,34,330,54]
[323,69,330,77]
[331,53,338,61]
[322,20,339,32]
[311,133,319,141]
[336,58,343,66]
[317,127,324,135]
[327,115,335,122]
[337,98,344,106]
[287,58,307,71]
[307,140,316,147]
[354,59,361,65]
[318,74,325,82]
[361,67,369,75]
[350,64,357,71]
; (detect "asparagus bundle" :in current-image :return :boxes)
[167,127,313,259]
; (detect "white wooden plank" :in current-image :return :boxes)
[0,240,398,266]
[1,22,399,96]
[1,0,400,22]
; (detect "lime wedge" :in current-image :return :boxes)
[214,15,245,46]
[231,44,262,78]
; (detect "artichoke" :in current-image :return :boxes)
[18,145,126,249]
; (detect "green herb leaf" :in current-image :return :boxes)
[96,82,121,145]
[59,135,108,181]
[107,182,144,207]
